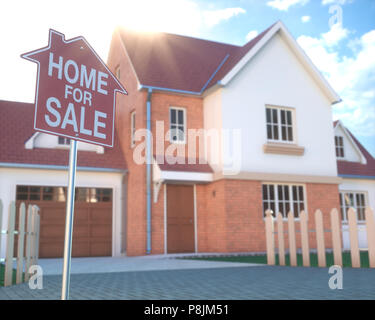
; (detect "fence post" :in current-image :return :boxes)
[4,202,16,287]
[16,203,26,284]
[277,213,285,266]
[288,211,297,266]
[265,210,275,265]
[34,206,40,266]
[24,205,33,282]
[30,208,37,268]
[330,208,342,266]
[315,209,326,267]
[0,199,2,259]
[300,211,310,267]
[348,207,360,268]
[365,207,375,268]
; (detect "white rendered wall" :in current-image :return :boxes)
[0,167,124,259]
[203,88,223,172]
[218,33,338,177]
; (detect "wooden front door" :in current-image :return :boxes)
[166,184,195,253]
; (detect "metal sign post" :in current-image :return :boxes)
[61,139,78,300]
[21,29,127,300]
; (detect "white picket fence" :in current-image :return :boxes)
[265,207,375,268]
[0,200,40,286]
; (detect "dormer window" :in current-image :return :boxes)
[58,136,70,146]
[335,136,344,158]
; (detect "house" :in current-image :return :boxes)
[2,21,371,260]
[0,100,127,258]
[107,20,344,256]
[334,120,375,249]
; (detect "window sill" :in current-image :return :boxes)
[263,142,305,156]
[169,140,186,145]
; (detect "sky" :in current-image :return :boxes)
[1,0,374,156]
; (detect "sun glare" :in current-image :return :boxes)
[113,0,202,36]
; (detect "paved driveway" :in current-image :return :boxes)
[1,260,374,300]
[36,255,261,275]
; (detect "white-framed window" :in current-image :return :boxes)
[335,136,345,158]
[130,111,136,147]
[262,183,306,218]
[58,136,70,146]
[169,107,186,143]
[266,106,294,143]
[339,191,367,222]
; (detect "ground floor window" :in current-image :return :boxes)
[262,183,305,218]
[16,185,112,203]
[339,191,367,222]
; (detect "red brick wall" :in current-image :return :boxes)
[305,183,341,249]
[151,184,165,254]
[151,92,205,161]
[107,33,206,256]
[107,30,147,256]
[197,179,265,253]
[196,180,341,254]
[197,180,227,252]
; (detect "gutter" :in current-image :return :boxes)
[146,88,153,254]
[138,53,230,97]
[339,174,375,180]
[0,162,127,173]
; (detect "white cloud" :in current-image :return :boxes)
[301,16,311,23]
[321,23,349,46]
[245,30,259,41]
[203,8,246,27]
[322,0,353,5]
[0,0,246,103]
[266,0,309,11]
[297,29,375,142]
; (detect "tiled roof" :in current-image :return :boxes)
[0,100,126,170]
[335,122,375,178]
[118,24,273,93]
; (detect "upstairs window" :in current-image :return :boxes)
[335,136,345,158]
[130,111,136,147]
[58,136,70,146]
[266,106,294,143]
[169,107,186,143]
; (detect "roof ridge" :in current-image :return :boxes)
[346,128,375,161]
[116,22,277,93]
[0,99,34,105]
[118,27,241,48]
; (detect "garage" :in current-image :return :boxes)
[16,185,112,258]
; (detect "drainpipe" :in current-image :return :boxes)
[146,88,152,254]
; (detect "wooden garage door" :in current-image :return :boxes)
[16,186,112,258]
[167,184,195,253]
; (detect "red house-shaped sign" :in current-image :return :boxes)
[21,29,127,148]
